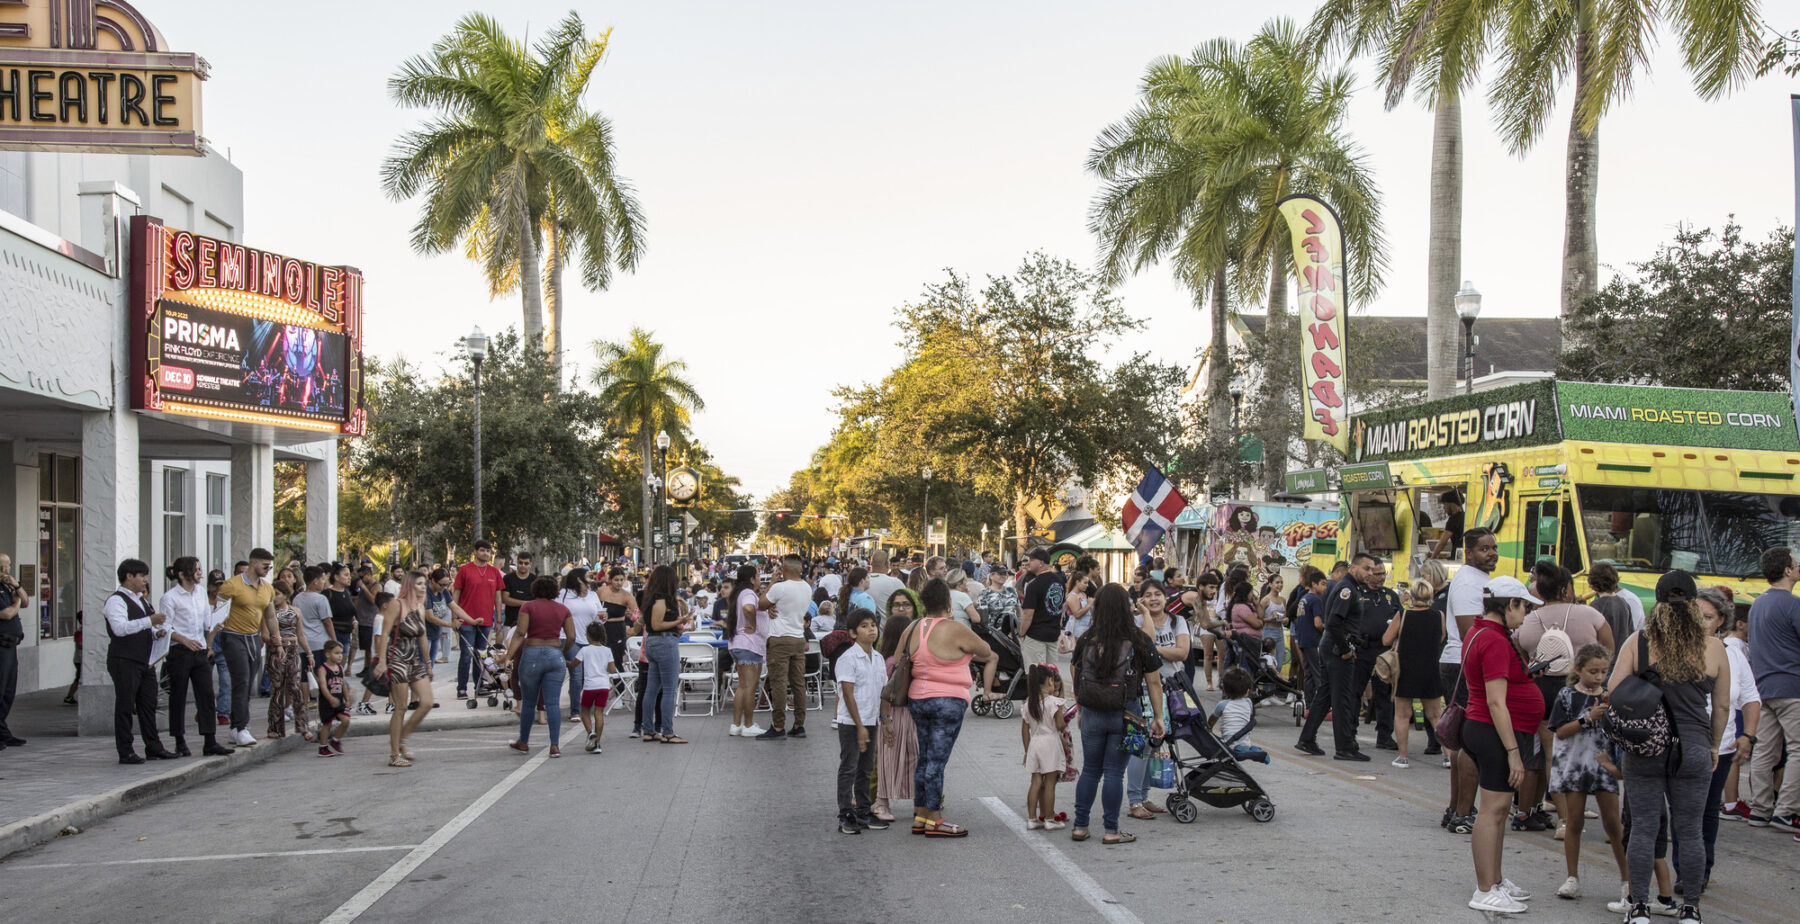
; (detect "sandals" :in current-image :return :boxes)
[387,755,413,767]
[912,816,930,834]
[919,819,968,838]
[1103,831,1137,845]
[1070,829,1090,842]
[1145,801,1168,815]
[643,734,663,743]
[1127,803,1155,821]
[400,742,415,761]
[662,736,689,745]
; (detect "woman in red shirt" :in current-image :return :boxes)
[1460,575,1546,916]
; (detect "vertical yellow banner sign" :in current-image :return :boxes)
[1276,195,1349,454]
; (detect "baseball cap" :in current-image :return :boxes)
[206,569,226,587]
[1026,548,1051,563]
[1655,570,1697,604]
[1482,575,1543,606]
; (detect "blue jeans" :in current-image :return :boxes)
[909,696,968,812]
[516,646,566,747]
[1075,707,1130,834]
[426,623,442,663]
[1127,749,1154,804]
[565,641,586,714]
[211,636,231,719]
[457,625,490,694]
[642,637,681,736]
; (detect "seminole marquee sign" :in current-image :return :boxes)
[0,0,205,155]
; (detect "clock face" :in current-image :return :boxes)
[669,469,699,502]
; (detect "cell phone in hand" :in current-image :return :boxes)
[1525,657,1556,676]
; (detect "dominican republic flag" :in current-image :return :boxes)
[1122,466,1187,560]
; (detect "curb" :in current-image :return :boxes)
[0,708,518,862]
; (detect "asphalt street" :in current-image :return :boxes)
[2,690,1795,924]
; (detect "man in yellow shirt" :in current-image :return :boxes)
[217,548,276,747]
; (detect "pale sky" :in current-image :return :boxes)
[152,0,1797,498]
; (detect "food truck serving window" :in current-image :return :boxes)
[1577,485,1800,577]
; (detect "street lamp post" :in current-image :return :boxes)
[921,467,933,556]
[1455,280,1482,395]
[646,473,663,564]
[655,430,671,565]
[464,326,489,544]
[1227,374,1245,499]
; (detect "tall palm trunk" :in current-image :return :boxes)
[1259,249,1289,499]
[1206,267,1233,494]
[1426,87,1463,399]
[639,427,653,563]
[544,222,565,388]
[1561,19,1599,332]
[516,187,546,356]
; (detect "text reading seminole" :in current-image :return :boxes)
[161,229,359,324]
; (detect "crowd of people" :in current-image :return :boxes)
[41,534,1800,924]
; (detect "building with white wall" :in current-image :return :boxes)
[0,144,345,733]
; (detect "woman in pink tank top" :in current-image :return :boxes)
[905,580,1000,837]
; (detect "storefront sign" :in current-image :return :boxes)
[1350,380,1559,462]
[1338,461,1391,491]
[1557,382,1800,452]
[1276,195,1349,453]
[128,216,366,435]
[1284,468,1329,495]
[0,1,206,155]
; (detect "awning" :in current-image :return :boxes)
[1057,522,1135,552]
[1170,506,1209,529]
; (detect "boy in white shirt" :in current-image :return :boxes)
[834,609,886,834]
[571,622,616,753]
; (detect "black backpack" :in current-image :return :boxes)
[1075,638,1144,711]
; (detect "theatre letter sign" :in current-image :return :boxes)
[0,0,205,155]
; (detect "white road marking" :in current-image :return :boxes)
[323,748,550,923]
[978,796,1144,924]
[7,844,418,870]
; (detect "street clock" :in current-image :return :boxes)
[668,466,701,505]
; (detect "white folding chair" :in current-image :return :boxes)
[607,658,638,715]
[804,640,825,710]
[676,642,718,716]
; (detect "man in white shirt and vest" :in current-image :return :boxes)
[104,558,173,763]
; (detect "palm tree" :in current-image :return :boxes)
[1487,0,1761,321]
[1310,0,1501,399]
[382,13,646,382]
[1187,19,1388,495]
[590,328,705,558]
[1089,52,1248,494]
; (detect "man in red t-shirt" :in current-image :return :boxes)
[453,540,505,705]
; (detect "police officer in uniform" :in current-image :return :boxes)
[1321,553,1400,760]
[1356,559,1402,751]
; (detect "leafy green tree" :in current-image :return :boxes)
[382,12,646,381]
[1559,220,1793,391]
[590,327,705,558]
[352,331,615,558]
[1488,0,1763,321]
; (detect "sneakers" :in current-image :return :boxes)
[384,703,395,715]
[1294,740,1325,756]
[1026,818,1043,830]
[1374,737,1400,751]
[1442,754,1453,768]
[329,737,344,754]
[549,745,561,758]
[1390,756,1410,769]
[1333,751,1370,762]
[787,726,807,739]
[586,733,599,753]
[1717,800,1750,821]
[1554,820,1567,840]
[1556,876,1581,899]
[755,727,786,741]
[857,813,889,830]
[1622,902,1652,924]
[728,724,742,736]
[1448,814,1475,834]
[741,724,766,737]
[1677,905,1702,924]
[1512,810,1552,831]
[1440,808,1453,829]
[318,745,336,757]
[1043,819,1066,830]
[234,728,257,747]
[1498,878,1532,902]
[1769,813,1800,831]
[1423,742,1442,755]
[1652,896,1680,916]
[1745,814,1772,827]
[1468,888,1527,914]
[355,702,377,716]
[1607,882,1633,913]
[838,813,862,835]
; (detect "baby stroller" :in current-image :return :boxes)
[1159,673,1276,824]
[472,645,514,710]
[968,620,1028,720]
[1222,630,1304,722]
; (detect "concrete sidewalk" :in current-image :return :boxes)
[0,666,524,861]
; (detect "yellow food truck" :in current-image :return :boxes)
[1296,380,1800,604]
